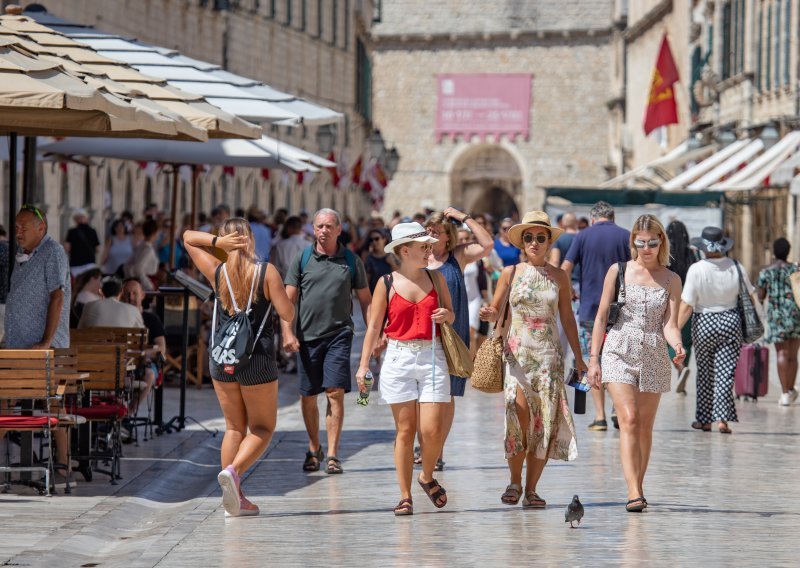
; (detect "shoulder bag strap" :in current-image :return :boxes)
[379,273,394,336]
[494,265,517,337]
[617,261,627,301]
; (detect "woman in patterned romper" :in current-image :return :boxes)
[481,211,586,509]
[587,215,685,513]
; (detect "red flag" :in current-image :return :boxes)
[261,168,270,180]
[326,151,341,187]
[351,156,363,185]
[643,35,680,135]
[223,166,235,177]
[296,171,304,185]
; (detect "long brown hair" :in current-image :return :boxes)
[218,218,260,314]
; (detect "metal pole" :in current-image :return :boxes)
[179,287,189,430]
[168,165,179,270]
[190,165,198,230]
[8,133,18,283]
[21,136,36,205]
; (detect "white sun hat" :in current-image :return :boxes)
[385,222,439,253]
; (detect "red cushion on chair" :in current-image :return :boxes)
[69,404,128,420]
[0,416,59,429]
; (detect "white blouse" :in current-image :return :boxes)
[681,257,754,313]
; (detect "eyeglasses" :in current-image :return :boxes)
[21,204,44,223]
[634,238,661,249]
[523,233,548,244]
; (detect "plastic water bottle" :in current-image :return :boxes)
[357,371,373,406]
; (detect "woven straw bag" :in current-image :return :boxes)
[429,271,473,378]
[470,266,516,393]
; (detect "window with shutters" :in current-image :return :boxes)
[356,39,372,122]
[757,4,763,91]
[783,0,791,85]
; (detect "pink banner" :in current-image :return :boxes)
[436,74,531,142]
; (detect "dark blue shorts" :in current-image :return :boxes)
[298,328,353,396]
[450,376,467,397]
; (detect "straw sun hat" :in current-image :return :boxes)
[384,222,439,253]
[507,211,564,249]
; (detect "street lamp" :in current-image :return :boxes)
[761,124,780,149]
[316,124,336,154]
[715,129,736,147]
[384,146,400,178]
[369,129,385,160]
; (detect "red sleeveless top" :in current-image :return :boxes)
[384,286,441,340]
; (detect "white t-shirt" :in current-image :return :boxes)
[681,257,754,313]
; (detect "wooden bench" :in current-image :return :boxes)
[0,350,70,496]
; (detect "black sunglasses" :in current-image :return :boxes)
[21,203,44,222]
[523,233,548,244]
[369,236,383,242]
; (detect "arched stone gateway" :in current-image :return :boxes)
[449,144,523,220]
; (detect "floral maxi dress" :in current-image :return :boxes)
[503,265,578,461]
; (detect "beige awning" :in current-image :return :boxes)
[0,14,260,140]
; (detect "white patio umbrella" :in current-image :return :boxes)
[40,137,320,267]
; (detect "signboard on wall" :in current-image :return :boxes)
[435,74,531,142]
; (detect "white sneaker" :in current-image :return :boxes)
[779,392,792,406]
[790,388,799,404]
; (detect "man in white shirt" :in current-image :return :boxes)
[78,278,144,329]
[271,216,310,278]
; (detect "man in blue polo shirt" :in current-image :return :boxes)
[562,201,630,431]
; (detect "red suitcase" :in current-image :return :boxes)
[734,344,769,399]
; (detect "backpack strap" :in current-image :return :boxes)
[211,263,223,349]
[299,245,313,274]
[222,264,241,313]
[251,263,272,347]
[244,262,260,314]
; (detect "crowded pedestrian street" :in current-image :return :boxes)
[2,316,797,567]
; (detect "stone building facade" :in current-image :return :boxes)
[370,0,616,218]
[1,0,379,240]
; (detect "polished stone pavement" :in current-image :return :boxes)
[2,336,799,567]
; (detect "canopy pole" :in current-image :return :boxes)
[168,164,179,270]
[190,165,198,230]
[8,133,18,283]
[21,136,37,205]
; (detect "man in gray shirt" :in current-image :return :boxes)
[5,204,72,476]
[282,208,371,475]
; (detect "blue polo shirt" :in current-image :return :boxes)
[564,221,631,322]
[5,235,72,348]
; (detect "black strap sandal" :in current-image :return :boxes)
[326,456,344,474]
[302,448,324,472]
[393,498,413,516]
[418,476,447,508]
[626,497,646,512]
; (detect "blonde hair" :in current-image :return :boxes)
[424,213,457,252]
[217,218,260,314]
[630,214,670,266]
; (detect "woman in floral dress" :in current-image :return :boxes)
[480,211,586,509]
[757,238,800,406]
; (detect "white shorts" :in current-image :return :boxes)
[379,338,451,404]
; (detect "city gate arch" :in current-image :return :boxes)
[449,144,522,220]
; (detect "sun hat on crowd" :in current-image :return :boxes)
[690,226,733,254]
[385,222,438,253]
[508,210,564,249]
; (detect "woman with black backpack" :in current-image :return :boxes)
[184,218,294,518]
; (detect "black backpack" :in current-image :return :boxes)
[210,263,272,375]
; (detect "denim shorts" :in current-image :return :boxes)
[298,328,353,396]
[578,320,595,361]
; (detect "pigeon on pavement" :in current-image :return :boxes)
[565,494,584,528]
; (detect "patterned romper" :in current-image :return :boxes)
[503,265,578,462]
[601,281,672,393]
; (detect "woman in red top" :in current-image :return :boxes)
[356,222,454,516]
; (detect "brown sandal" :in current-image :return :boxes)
[418,476,447,508]
[522,491,546,509]
[718,422,732,434]
[393,498,413,516]
[501,483,522,505]
[691,421,711,432]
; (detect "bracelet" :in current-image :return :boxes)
[211,236,218,248]
[461,214,472,223]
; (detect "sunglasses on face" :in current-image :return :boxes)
[634,238,661,249]
[369,236,383,242]
[523,233,549,244]
[21,203,44,222]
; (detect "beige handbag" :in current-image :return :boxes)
[429,271,473,379]
[470,266,516,393]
